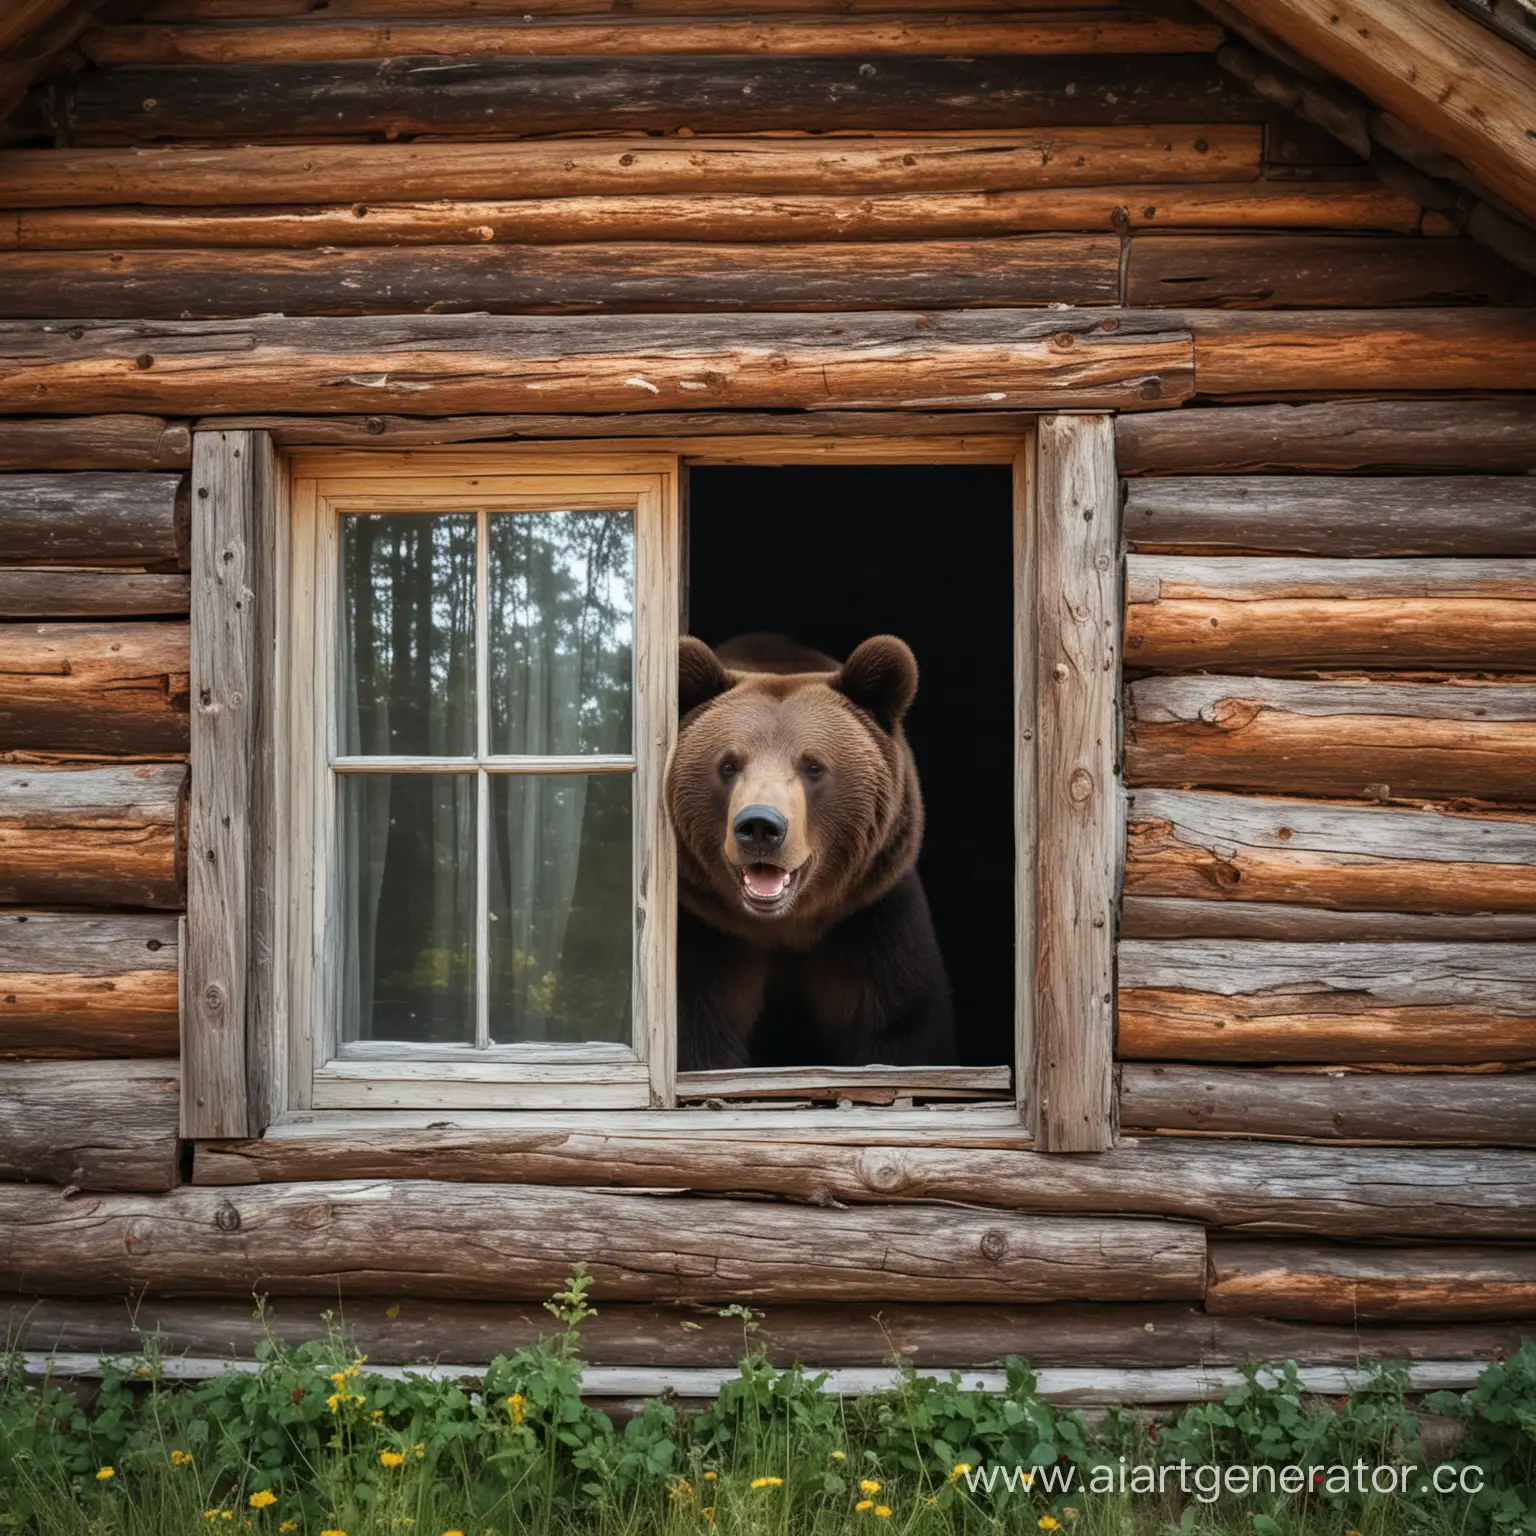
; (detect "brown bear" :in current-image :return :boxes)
[667,631,955,1071]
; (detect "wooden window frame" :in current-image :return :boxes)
[183,422,1118,1151]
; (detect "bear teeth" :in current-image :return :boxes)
[742,863,792,901]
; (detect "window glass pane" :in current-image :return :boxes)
[340,512,476,757]
[488,510,634,756]
[488,773,632,1045]
[339,773,476,1045]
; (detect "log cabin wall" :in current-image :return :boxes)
[3,0,1536,1391]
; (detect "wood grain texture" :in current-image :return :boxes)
[0,237,1123,318]
[0,571,189,619]
[1117,939,1536,1064]
[0,129,1265,207]
[1122,896,1536,942]
[133,0,1131,15]
[0,312,1193,416]
[1121,1063,1536,1145]
[0,1060,179,1191]
[0,418,191,471]
[1124,477,1536,556]
[1124,675,1536,803]
[1116,399,1536,475]
[0,474,187,567]
[1206,1238,1536,1320]
[1032,414,1117,1152]
[0,1182,1207,1302]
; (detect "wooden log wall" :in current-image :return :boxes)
[2,0,1536,1382]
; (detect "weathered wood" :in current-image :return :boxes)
[82,14,1226,64]
[0,911,178,1059]
[0,622,189,753]
[0,237,1123,318]
[0,313,1193,416]
[1207,1237,1536,1321]
[51,57,1257,143]
[134,0,1131,15]
[1032,414,1117,1152]
[1447,0,1536,61]
[0,129,1265,207]
[1129,234,1536,308]
[0,1182,1206,1302]
[0,183,1424,250]
[1125,675,1536,803]
[1122,895,1536,942]
[1118,939,1536,1064]
[0,570,190,618]
[0,1060,179,1192]
[0,417,191,471]
[1126,554,1536,671]
[1116,399,1536,475]
[0,473,187,567]
[0,763,184,908]
[1121,1063,1536,1145]
[0,0,79,55]
[1126,788,1536,914]
[1125,476,1536,556]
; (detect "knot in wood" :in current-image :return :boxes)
[1052,332,1076,350]
[856,1150,909,1194]
[1068,767,1094,803]
[202,983,225,1013]
[979,1229,1008,1262]
[215,1203,241,1233]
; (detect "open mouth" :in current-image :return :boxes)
[739,862,799,911]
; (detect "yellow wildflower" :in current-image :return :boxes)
[506,1393,525,1424]
[951,1463,972,1479]
[668,1479,694,1503]
[414,1442,425,1460]
[856,1500,874,1513]
[875,1509,892,1520]
[830,1450,846,1462]
[320,1530,348,1536]
[1039,1518,1061,1532]
[96,1467,115,1481]
[280,1525,298,1533]
[702,1471,718,1481]
[249,1490,278,1510]
[171,1450,194,1467]
[750,1476,783,1489]
[860,1480,882,1495]
[379,1451,405,1469]
[1346,1529,1362,1536]
[443,1531,466,1536]
[325,1393,342,1413]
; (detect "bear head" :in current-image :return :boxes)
[666,634,924,947]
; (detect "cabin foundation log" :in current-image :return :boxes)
[0,474,189,566]
[0,571,191,619]
[0,418,191,472]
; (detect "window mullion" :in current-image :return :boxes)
[475,508,491,1053]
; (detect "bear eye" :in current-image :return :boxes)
[802,756,826,781]
[718,754,740,781]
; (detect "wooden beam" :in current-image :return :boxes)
[0,571,190,619]
[0,417,191,471]
[134,0,1129,15]
[1122,1063,1536,1145]
[1122,895,1536,942]
[1219,0,1536,221]
[0,473,187,566]
[0,313,1194,416]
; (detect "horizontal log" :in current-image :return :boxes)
[0,570,190,618]
[1128,234,1536,307]
[1121,1063,1536,1145]
[1118,939,1536,1064]
[1125,675,1536,803]
[1121,896,1536,942]
[194,1124,1536,1239]
[51,57,1258,142]
[0,622,189,753]
[0,473,188,567]
[1124,476,1536,556]
[81,14,1226,64]
[0,237,1123,318]
[0,763,184,908]
[0,1060,179,1191]
[0,1181,1207,1302]
[0,416,191,471]
[1206,1240,1536,1321]
[134,0,1130,15]
[0,911,178,1058]
[0,183,1425,250]
[8,1291,1522,1371]
[1126,788,1536,914]
[0,128,1265,206]
[0,312,1193,415]
[1125,555,1536,671]
[1116,398,1536,475]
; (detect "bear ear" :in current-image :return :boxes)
[678,636,732,718]
[833,635,918,732]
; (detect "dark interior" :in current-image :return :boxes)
[685,464,1015,1068]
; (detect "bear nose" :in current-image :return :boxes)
[733,804,788,857]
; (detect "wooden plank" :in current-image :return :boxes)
[0,570,189,618]
[0,473,187,566]
[0,128,1265,207]
[1129,234,1536,307]
[1124,476,1536,556]
[0,0,78,55]
[1116,399,1536,475]
[134,0,1128,16]
[0,184,1424,250]
[0,763,184,908]
[0,236,1123,319]
[1125,675,1536,803]
[52,57,1257,143]
[0,1181,1207,1302]
[0,911,178,1059]
[82,14,1227,63]
[0,313,1194,416]
[0,1060,179,1191]
[1122,1063,1536,1145]
[1126,788,1536,914]
[1031,414,1117,1152]
[1122,896,1536,942]
[676,1065,1012,1102]
[1207,1237,1536,1320]
[0,417,191,471]
[1118,939,1536,1064]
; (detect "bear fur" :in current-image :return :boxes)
[667,631,954,1071]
